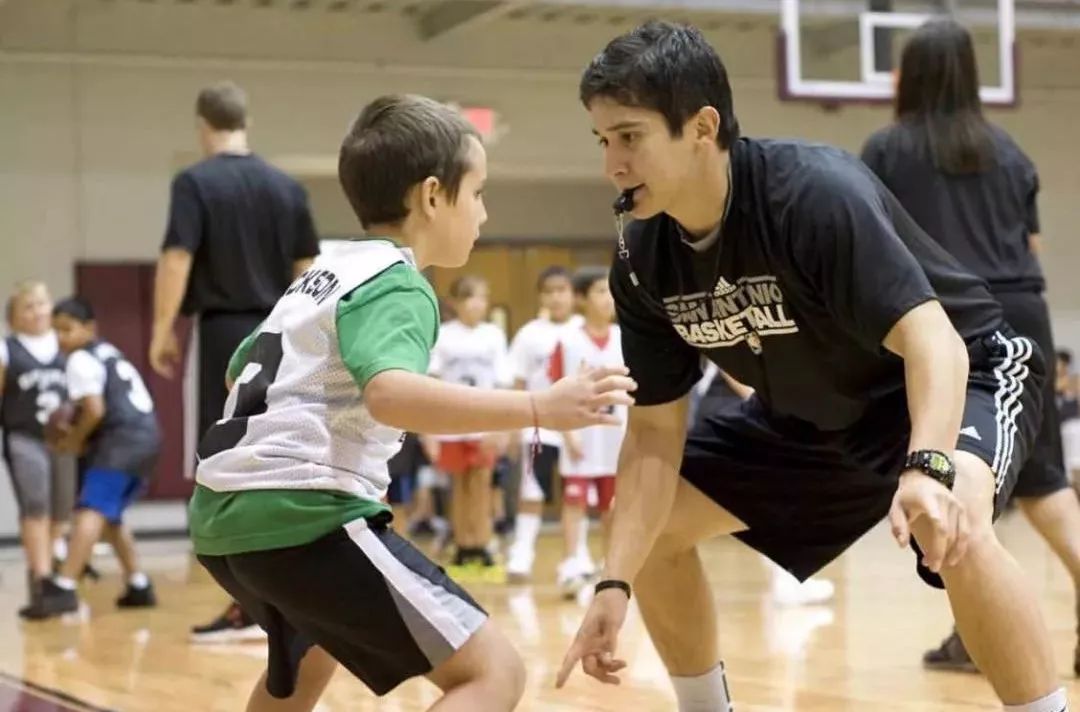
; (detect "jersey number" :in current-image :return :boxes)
[34,391,62,425]
[197,332,284,460]
[115,359,154,414]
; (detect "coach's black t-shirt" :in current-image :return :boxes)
[861,121,1043,292]
[613,137,1003,430]
[163,153,321,315]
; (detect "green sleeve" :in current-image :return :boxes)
[226,325,262,382]
[336,263,439,390]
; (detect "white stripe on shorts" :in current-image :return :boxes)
[990,332,1033,492]
[343,518,485,660]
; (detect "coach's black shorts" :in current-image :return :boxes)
[683,329,1044,590]
[197,513,487,698]
[992,289,1069,498]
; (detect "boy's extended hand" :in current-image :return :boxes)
[535,365,635,431]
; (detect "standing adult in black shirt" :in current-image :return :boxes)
[862,19,1080,677]
[149,81,320,644]
[555,21,1068,712]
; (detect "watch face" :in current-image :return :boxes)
[928,451,952,473]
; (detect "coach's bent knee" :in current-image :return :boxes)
[952,451,997,527]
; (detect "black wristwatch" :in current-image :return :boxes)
[903,449,956,490]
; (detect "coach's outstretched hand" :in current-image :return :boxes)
[556,588,629,688]
[888,470,971,573]
[535,364,636,431]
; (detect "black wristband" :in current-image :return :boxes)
[594,579,632,599]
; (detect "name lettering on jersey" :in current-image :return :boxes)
[17,368,65,392]
[285,269,341,305]
[664,275,799,352]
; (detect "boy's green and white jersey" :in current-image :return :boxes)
[190,239,440,556]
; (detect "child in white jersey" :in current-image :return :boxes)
[505,266,584,581]
[549,268,627,598]
[429,275,512,580]
[187,94,636,712]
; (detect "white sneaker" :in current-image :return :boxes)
[557,558,594,600]
[506,546,534,583]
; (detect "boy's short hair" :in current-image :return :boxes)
[6,280,49,321]
[53,296,95,323]
[338,94,480,230]
[1058,349,1074,366]
[579,20,740,149]
[572,266,608,296]
[196,82,248,131]
[537,265,571,292]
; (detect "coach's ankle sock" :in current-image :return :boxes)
[1004,688,1069,712]
[671,661,732,712]
[52,575,76,591]
[128,572,149,590]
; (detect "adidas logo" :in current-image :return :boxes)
[713,277,737,296]
[959,425,982,441]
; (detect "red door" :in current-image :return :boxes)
[74,262,193,499]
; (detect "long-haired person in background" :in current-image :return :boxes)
[863,18,1080,676]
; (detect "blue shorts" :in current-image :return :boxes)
[77,468,144,524]
[386,471,415,506]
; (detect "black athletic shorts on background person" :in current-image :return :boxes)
[992,289,1068,498]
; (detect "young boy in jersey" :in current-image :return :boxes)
[22,297,159,620]
[428,275,512,582]
[0,281,75,614]
[549,268,626,599]
[187,94,635,712]
[505,266,582,581]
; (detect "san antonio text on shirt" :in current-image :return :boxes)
[664,275,799,351]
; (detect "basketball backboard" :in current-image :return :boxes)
[778,0,1017,106]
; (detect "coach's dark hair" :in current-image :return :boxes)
[52,296,95,323]
[895,19,995,174]
[580,21,740,148]
[537,265,571,292]
[449,275,487,301]
[572,266,608,297]
[1058,349,1074,366]
[339,94,480,230]
[196,82,248,131]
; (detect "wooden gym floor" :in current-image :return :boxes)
[0,511,1078,711]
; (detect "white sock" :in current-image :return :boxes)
[671,662,733,712]
[53,576,76,591]
[1004,688,1069,712]
[129,572,149,589]
[513,512,541,552]
[53,538,68,561]
[576,517,592,565]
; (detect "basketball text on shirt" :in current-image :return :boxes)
[664,275,798,351]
